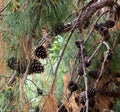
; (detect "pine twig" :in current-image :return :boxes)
[87,41,100,52]
[84,10,113,44]
[95,41,110,87]
[63,0,115,34]
[7,71,18,86]
[50,12,82,93]
[22,59,30,83]
[49,28,75,93]
[70,53,78,81]
[0,0,13,13]
[79,39,89,112]
[88,39,103,63]
[41,5,85,112]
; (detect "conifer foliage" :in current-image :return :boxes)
[0,0,120,112]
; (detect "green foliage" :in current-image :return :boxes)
[1,0,74,61]
[1,0,120,111]
[2,1,34,35]
[110,45,120,72]
[115,100,120,112]
[2,0,73,36]
[41,0,73,27]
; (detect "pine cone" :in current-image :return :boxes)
[53,23,64,35]
[102,28,110,41]
[94,23,105,31]
[77,48,88,58]
[68,81,78,92]
[107,51,113,61]
[7,57,20,71]
[29,59,44,74]
[37,87,43,95]
[75,96,80,106]
[94,23,110,41]
[105,20,115,28]
[83,19,90,29]
[34,46,47,59]
[87,87,97,98]
[84,56,91,67]
[75,40,83,48]
[89,98,95,108]
[88,70,99,79]
[77,64,84,76]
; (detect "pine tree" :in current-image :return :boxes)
[0,0,120,112]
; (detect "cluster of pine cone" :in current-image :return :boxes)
[58,20,115,112]
[7,45,48,75]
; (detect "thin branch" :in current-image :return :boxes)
[50,12,83,93]
[70,54,78,81]
[62,0,115,34]
[31,30,52,58]
[41,4,87,111]
[20,0,29,10]
[88,39,103,63]
[75,75,81,83]
[50,29,75,93]
[7,71,18,86]
[84,10,113,44]
[53,1,115,111]
[27,78,47,93]
[27,78,38,88]
[46,57,54,80]
[0,0,13,13]
[38,31,53,47]
[80,40,89,112]
[87,41,100,52]
[103,41,110,49]
[95,41,110,87]
[22,59,30,83]
[58,92,72,112]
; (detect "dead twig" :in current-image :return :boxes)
[84,10,113,44]
[0,0,13,13]
[88,41,100,52]
[50,12,82,94]
[63,0,115,34]
[80,39,89,112]
[22,59,30,83]
[95,41,110,87]
[88,39,103,63]
[7,71,18,86]
[42,4,85,112]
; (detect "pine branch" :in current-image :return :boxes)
[80,39,89,112]
[95,41,110,87]
[22,1,43,83]
[59,0,115,34]
[0,0,13,13]
[50,0,115,92]
[84,10,113,43]
[7,71,18,86]
[50,9,83,94]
